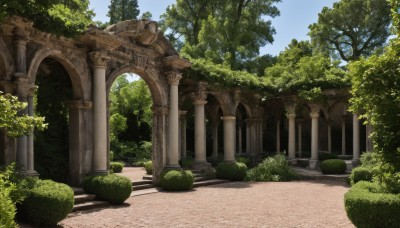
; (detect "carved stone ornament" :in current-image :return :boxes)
[166,71,182,85]
[89,51,110,67]
[133,54,149,71]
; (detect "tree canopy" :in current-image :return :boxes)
[0,0,94,37]
[160,0,281,69]
[309,0,391,62]
[108,0,140,24]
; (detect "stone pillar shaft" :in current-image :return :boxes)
[166,73,182,168]
[353,114,360,162]
[276,119,281,153]
[341,117,346,155]
[26,96,37,175]
[222,116,236,162]
[194,100,207,162]
[16,96,28,172]
[179,111,187,158]
[327,123,332,153]
[298,121,302,157]
[237,125,242,154]
[212,123,219,158]
[310,113,319,160]
[288,114,296,160]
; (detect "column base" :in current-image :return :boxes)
[193,161,212,172]
[309,159,319,169]
[352,159,360,167]
[288,158,297,165]
[164,164,182,171]
[89,170,109,176]
[25,170,40,177]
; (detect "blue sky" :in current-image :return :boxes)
[89,0,338,56]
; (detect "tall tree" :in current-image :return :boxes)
[108,0,140,24]
[160,0,280,69]
[0,0,94,37]
[309,0,391,62]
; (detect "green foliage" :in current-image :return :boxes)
[20,179,74,226]
[320,159,347,174]
[160,0,280,69]
[345,181,400,228]
[245,154,298,182]
[318,152,338,161]
[0,188,16,228]
[350,167,373,186]
[309,0,391,61]
[108,0,140,24]
[84,174,132,204]
[144,161,153,175]
[360,152,381,168]
[216,162,247,181]
[264,40,348,94]
[349,37,400,193]
[236,156,251,167]
[0,0,94,37]
[110,162,124,173]
[160,170,194,191]
[179,156,194,169]
[186,58,273,92]
[0,92,46,137]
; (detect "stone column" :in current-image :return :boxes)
[237,124,242,154]
[14,37,28,74]
[89,51,109,175]
[246,119,253,154]
[179,111,187,159]
[258,119,264,154]
[353,114,360,164]
[327,120,332,153]
[286,104,296,162]
[341,116,346,155]
[26,94,38,176]
[212,122,219,158]
[297,119,303,158]
[276,119,281,153]
[193,98,210,170]
[222,116,236,162]
[309,105,320,169]
[152,106,168,183]
[166,72,182,168]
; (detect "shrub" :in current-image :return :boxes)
[236,156,251,167]
[110,161,124,173]
[318,152,338,161]
[360,151,380,168]
[216,162,247,181]
[179,156,194,168]
[320,159,347,174]
[207,156,223,167]
[86,174,132,204]
[132,158,150,167]
[246,154,298,182]
[345,181,400,228]
[350,167,373,186]
[19,179,74,226]
[0,188,16,228]
[160,170,194,191]
[144,160,153,175]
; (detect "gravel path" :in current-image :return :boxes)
[59,178,354,228]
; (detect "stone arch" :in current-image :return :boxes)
[106,65,168,107]
[237,101,253,120]
[27,48,91,100]
[208,92,232,116]
[0,38,14,81]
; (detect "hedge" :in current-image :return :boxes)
[84,174,132,204]
[110,161,124,173]
[345,181,400,228]
[350,167,373,186]
[216,162,247,181]
[160,170,194,191]
[320,159,347,174]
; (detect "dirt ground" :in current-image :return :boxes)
[57,168,354,228]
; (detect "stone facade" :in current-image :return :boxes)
[0,17,368,186]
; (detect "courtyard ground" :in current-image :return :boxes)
[57,167,353,228]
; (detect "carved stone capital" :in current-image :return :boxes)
[309,103,321,115]
[15,81,36,97]
[152,106,168,115]
[310,112,320,119]
[285,103,297,115]
[166,72,182,85]
[193,98,207,106]
[89,51,110,68]
[287,113,296,119]
[179,110,188,119]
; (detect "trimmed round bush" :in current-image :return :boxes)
[160,170,194,191]
[89,174,132,204]
[345,181,400,228]
[318,152,338,161]
[320,159,347,174]
[110,161,124,173]
[350,167,373,186]
[216,162,247,181]
[144,161,153,175]
[20,180,74,226]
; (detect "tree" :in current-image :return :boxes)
[160,0,281,69]
[0,0,94,37]
[264,39,347,93]
[309,0,391,62]
[108,0,140,24]
[0,92,45,137]
[140,11,152,20]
